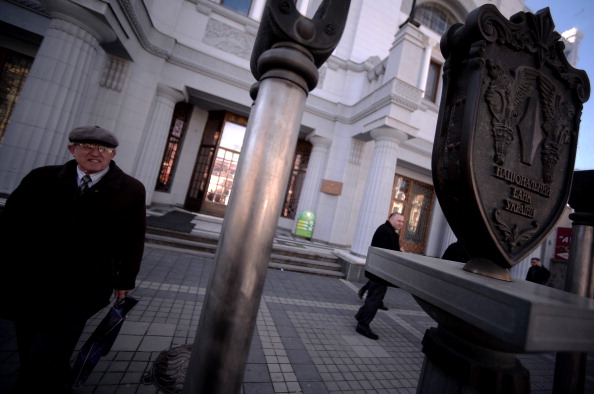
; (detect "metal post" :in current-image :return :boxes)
[182,75,307,394]
[553,171,594,394]
[182,1,350,393]
[564,222,594,297]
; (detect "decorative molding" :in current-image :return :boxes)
[119,0,171,58]
[100,56,129,92]
[117,0,254,92]
[304,77,423,128]
[349,139,364,165]
[336,78,422,125]
[114,0,421,138]
[7,0,48,16]
[168,43,254,92]
[367,60,386,82]
[203,18,255,60]
[402,138,433,157]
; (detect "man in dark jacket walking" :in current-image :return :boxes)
[0,125,146,393]
[354,212,404,340]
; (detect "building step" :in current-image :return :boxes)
[147,227,218,245]
[269,253,343,272]
[146,233,217,254]
[145,227,345,279]
[268,262,345,279]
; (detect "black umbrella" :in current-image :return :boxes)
[71,295,139,388]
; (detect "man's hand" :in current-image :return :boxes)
[114,289,129,299]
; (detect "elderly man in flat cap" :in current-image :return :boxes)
[0,125,146,393]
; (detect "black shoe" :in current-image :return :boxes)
[357,288,365,299]
[379,304,388,311]
[356,325,379,340]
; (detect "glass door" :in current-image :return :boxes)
[185,112,247,216]
[390,175,435,254]
[204,121,245,207]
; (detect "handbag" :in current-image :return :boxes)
[71,295,139,387]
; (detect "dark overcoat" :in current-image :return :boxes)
[0,160,146,320]
[364,220,401,285]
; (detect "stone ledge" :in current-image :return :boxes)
[333,249,366,282]
[366,247,594,353]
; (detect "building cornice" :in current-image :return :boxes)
[6,0,48,16]
[114,0,421,137]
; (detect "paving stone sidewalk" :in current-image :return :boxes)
[1,244,593,393]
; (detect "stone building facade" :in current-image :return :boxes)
[1,0,577,278]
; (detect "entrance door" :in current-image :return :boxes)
[184,112,247,216]
[390,175,435,254]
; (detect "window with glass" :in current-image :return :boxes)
[185,110,311,217]
[424,60,441,103]
[205,120,246,205]
[282,140,312,219]
[185,112,248,216]
[156,103,192,192]
[0,48,33,143]
[186,112,225,212]
[390,175,435,254]
[218,0,252,15]
[416,4,456,35]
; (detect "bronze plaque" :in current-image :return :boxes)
[433,6,590,273]
[321,179,343,195]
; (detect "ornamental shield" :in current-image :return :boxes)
[432,5,590,279]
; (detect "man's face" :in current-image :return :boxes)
[530,259,540,267]
[68,143,116,174]
[390,214,405,231]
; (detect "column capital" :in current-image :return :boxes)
[40,0,116,42]
[306,134,331,148]
[156,84,186,103]
[370,127,408,145]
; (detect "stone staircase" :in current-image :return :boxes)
[145,227,346,279]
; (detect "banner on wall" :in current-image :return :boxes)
[554,227,572,261]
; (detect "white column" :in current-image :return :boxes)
[440,225,458,257]
[134,85,185,204]
[418,37,435,91]
[351,127,408,256]
[294,134,331,218]
[250,0,267,21]
[0,9,114,194]
[297,0,310,15]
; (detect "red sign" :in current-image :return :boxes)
[555,227,572,261]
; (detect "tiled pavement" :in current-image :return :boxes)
[1,210,593,393]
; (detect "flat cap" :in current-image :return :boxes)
[69,125,119,147]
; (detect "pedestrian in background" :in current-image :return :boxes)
[0,125,146,393]
[441,239,471,263]
[526,257,550,285]
[354,212,404,340]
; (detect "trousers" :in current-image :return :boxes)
[354,280,387,327]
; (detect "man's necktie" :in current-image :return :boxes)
[79,175,91,194]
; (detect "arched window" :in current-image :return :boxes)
[416,4,456,35]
